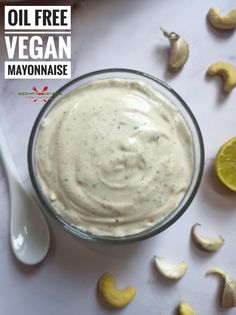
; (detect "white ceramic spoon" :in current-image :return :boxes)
[0,124,50,265]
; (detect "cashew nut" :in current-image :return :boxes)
[160,27,189,72]
[191,223,224,252]
[98,273,136,308]
[178,301,196,315]
[207,61,236,92]
[154,256,188,280]
[208,7,236,30]
[207,268,236,308]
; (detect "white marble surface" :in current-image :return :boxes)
[0,0,236,314]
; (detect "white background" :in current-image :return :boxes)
[0,0,236,314]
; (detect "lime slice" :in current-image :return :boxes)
[215,137,236,191]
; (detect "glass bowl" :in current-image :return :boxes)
[28,69,204,244]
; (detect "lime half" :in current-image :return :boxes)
[215,137,236,191]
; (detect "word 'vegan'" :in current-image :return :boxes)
[5,36,71,59]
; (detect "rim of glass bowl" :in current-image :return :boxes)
[28,68,204,244]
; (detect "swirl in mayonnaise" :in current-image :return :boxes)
[35,79,193,236]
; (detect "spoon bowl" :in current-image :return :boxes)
[10,180,50,265]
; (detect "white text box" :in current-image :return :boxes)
[5,61,71,79]
[4,6,71,30]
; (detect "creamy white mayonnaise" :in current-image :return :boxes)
[35,79,193,236]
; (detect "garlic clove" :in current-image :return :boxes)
[207,268,236,308]
[191,223,224,252]
[160,27,189,72]
[154,256,188,280]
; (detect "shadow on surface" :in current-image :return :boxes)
[205,16,235,39]
[199,161,236,212]
[153,45,185,81]
[204,74,230,105]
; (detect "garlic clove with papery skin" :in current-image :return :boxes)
[160,28,189,72]
[207,268,236,308]
[154,256,188,280]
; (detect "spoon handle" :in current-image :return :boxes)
[0,123,20,184]
[0,123,50,265]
